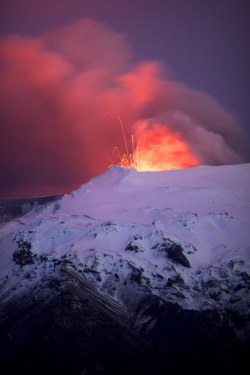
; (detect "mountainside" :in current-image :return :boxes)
[0,195,63,223]
[0,164,250,374]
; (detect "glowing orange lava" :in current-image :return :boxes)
[111,120,200,171]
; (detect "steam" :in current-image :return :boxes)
[0,19,249,197]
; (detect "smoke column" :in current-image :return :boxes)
[0,19,249,197]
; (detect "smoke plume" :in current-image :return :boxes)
[0,19,249,197]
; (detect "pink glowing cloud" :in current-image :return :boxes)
[0,19,249,197]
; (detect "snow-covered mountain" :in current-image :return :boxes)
[0,164,250,374]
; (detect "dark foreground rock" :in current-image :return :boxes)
[0,264,249,375]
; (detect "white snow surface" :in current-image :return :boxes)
[61,163,250,268]
[0,164,250,318]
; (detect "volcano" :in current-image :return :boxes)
[0,164,249,374]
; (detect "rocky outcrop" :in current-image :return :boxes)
[13,240,35,266]
[167,243,191,268]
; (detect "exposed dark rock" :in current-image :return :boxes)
[125,242,140,252]
[129,266,142,284]
[40,254,49,262]
[152,241,170,253]
[167,244,191,268]
[13,241,34,266]
[166,273,185,287]
[208,287,222,300]
[16,240,32,250]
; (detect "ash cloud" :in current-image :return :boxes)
[0,19,249,197]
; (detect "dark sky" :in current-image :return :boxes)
[1,0,249,197]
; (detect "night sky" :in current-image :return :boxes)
[1,0,250,197]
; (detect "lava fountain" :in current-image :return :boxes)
[110,119,200,171]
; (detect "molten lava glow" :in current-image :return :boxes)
[112,122,200,171]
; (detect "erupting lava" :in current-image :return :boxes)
[111,120,200,171]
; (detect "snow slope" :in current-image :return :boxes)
[0,164,250,341]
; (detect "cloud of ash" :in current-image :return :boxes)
[0,19,249,197]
